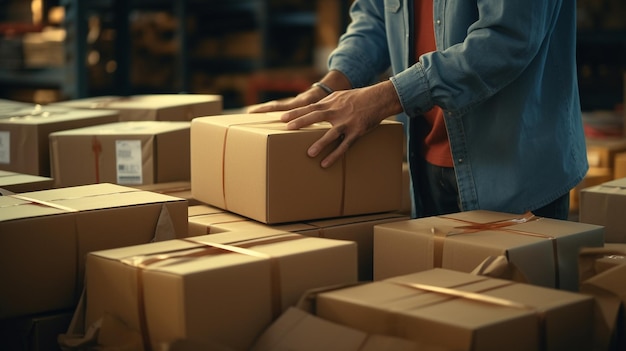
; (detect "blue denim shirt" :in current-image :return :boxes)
[328,0,588,217]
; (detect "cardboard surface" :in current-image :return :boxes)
[49,121,191,187]
[251,307,419,351]
[0,170,53,193]
[50,94,223,122]
[190,112,404,224]
[316,268,593,351]
[580,177,626,243]
[0,106,119,176]
[0,183,188,319]
[84,233,358,351]
[373,210,604,291]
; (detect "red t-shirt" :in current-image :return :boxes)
[415,0,453,167]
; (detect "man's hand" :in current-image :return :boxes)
[281,80,403,168]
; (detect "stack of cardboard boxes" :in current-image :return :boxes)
[2,93,626,350]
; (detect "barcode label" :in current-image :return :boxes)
[116,140,142,184]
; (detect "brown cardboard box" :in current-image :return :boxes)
[0,183,188,319]
[49,121,191,188]
[315,268,594,351]
[579,249,626,351]
[0,106,119,176]
[190,112,404,224]
[614,151,626,179]
[84,233,358,351]
[194,211,409,281]
[580,177,626,243]
[373,210,604,291]
[0,170,53,193]
[133,181,201,206]
[50,94,223,122]
[569,166,613,212]
[304,212,409,282]
[586,137,626,169]
[251,307,419,351]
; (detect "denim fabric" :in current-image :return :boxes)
[328,0,588,218]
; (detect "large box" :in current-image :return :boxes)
[580,177,626,243]
[0,170,53,193]
[191,113,404,224]
[0,183,188,319]
[251,307,419,351]
[373,210,604,291]
[315,268,594,351]
[49,121,191,188]
[0,105,119,176]
[569,166,612,212]
[84,233,358,351]
[50,94,223,122]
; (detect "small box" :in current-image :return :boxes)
[0,183,188,319]
[580,177,626,243]
[50,94,223,122]
[49,121,191,188]
[569,166,613,212]
[0,170,53,193]
[0,105,119,176]
[614,151,626,179]
[316,268,594,351]
[191,113,404,224]
[373,210,604,291]
[84,233,358,351]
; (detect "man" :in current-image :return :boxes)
[249,0,587,220]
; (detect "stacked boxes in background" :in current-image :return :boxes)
[49,121,191,188]
[0,105,119,176]
[49,94,223,122]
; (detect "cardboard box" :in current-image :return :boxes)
[84,233,358,351]
[569,166,612,212]
[0,170,53,193]
[251,307,419,351]
[614,151,626,179]
[133,181,201,206]
[373,210,604,291]
[50,94,223,122]
[0,183,188,319]
[0,99,34,116]
[49,121,191,188]
[190,113,404,224]
[579,177,626,243]
[586,137,626,169]
[580,250,626,351]
[303,212,409,282]
[0,106,119,176]
[315,268,594,351]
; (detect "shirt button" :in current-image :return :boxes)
[458,158,463,163]
[436,19,441,25]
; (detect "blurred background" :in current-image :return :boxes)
[0,0,624,117]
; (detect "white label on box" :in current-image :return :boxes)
[0,131,9,164]
[116,140,142,184]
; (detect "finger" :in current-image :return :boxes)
[283,107,328,129]
[320,134,352,168]
[247,100,283,113]
[307,127,345,159]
